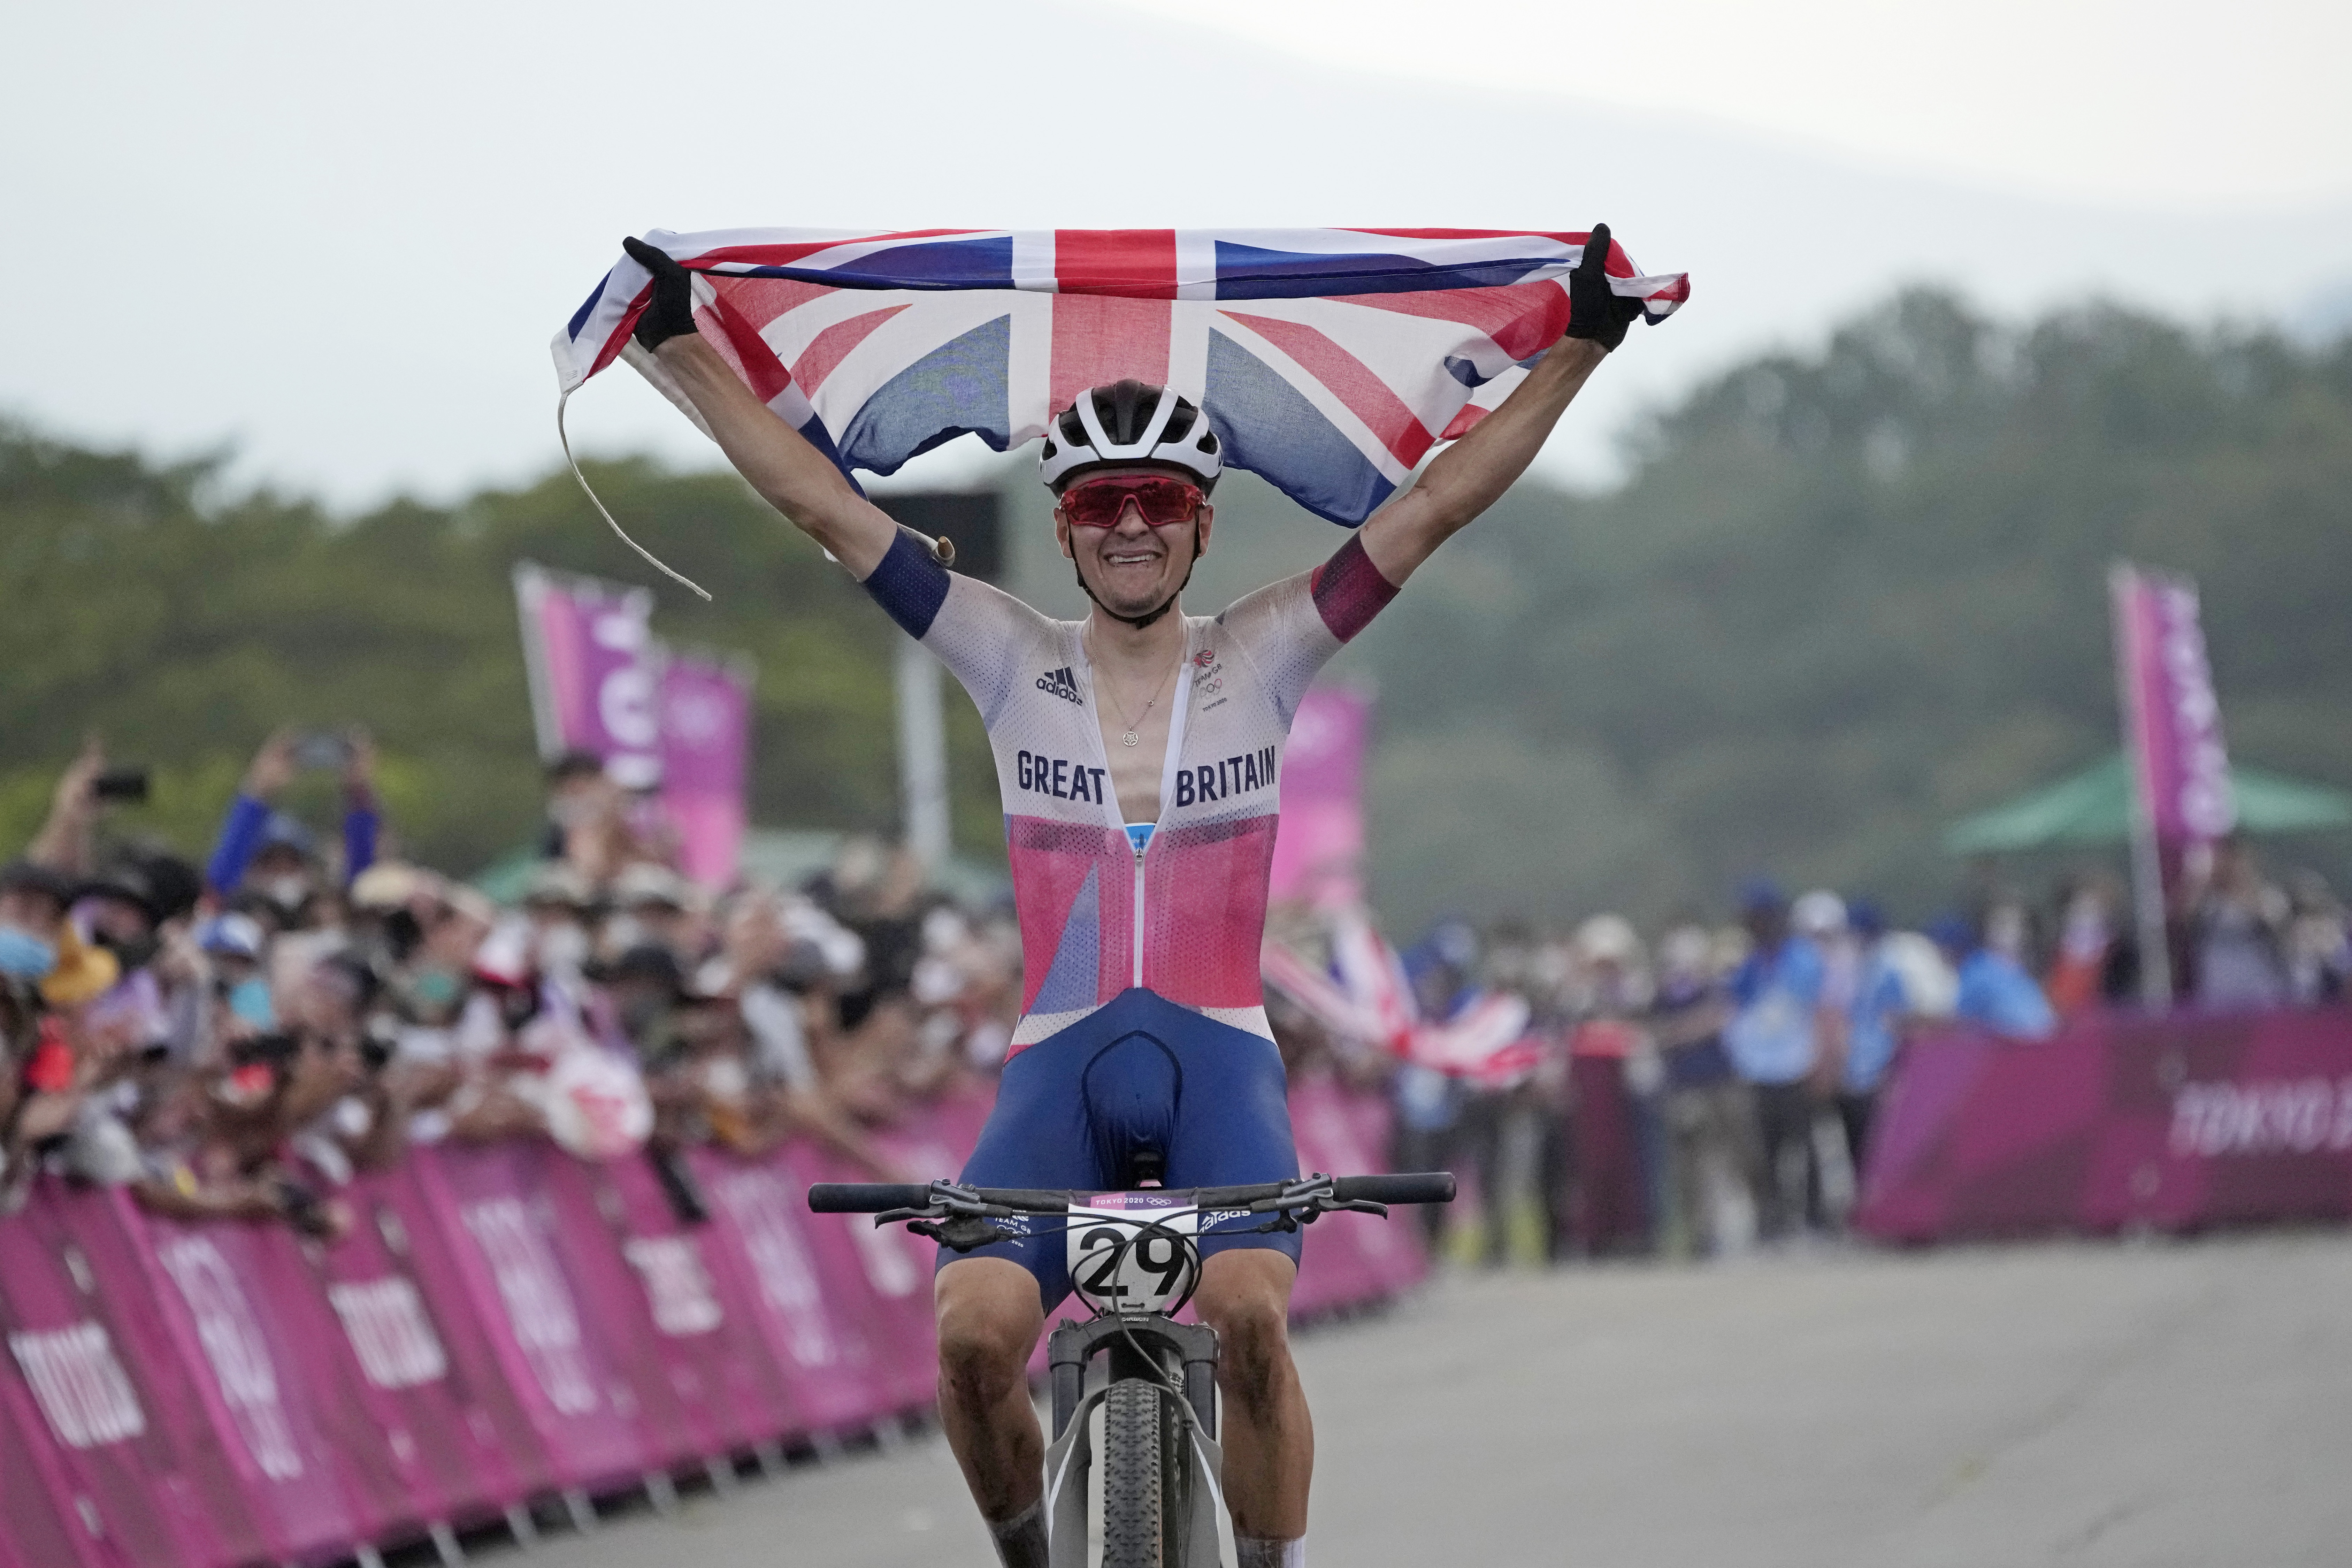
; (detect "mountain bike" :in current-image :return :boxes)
[809,1170,1455,1567]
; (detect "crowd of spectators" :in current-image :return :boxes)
[4,729,2347,1271]
[2040,840,2352,1014]
[0,733,1024,1239]
[1273,857,2352,1265]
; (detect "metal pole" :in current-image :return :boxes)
[2109,562,2174,1007]
[895,635,951,869]
[2125,786,2174,1008]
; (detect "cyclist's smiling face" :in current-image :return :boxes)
[1055,465,1215,621]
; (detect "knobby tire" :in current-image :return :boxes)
[1101,1378,1166,1568]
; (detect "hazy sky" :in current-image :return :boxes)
[6,0,2348,509]
[1108,0,2352,206]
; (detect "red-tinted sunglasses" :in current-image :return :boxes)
[1058,475,1204,528]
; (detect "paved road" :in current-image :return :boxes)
[496,1230,2352,1568]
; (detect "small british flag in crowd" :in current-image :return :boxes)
[554,227,1688,528]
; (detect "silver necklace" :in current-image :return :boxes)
[1087,627,1179,748]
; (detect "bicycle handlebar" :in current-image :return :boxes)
[806,1183,933,1214]
[807,1183,1075,1214]
[805,1172,1455,1216]
[1330,1172,1457,1206]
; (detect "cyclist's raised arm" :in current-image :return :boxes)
[1358,222,1639,587]
[1358,334,1606,584]
[623,238,898,577]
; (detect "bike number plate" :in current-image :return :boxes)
[1066,1199,1198,1314]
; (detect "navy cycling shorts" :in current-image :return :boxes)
[947,987,1302,1310]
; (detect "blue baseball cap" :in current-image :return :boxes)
[1926,912,1975,952]
[196,912,267,961]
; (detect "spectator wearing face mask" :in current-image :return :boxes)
[2188,837,2293,1011]
[197,913,275,1037]
[71,861,168,981]
[519,862,598,979]
[0,861,73,992]
[603,863,703,964]
[43,851,205,1184]
[541,750,668,888]
[205,728,381,907]
[0,862,78,1202]
[2284,871,2352,1004]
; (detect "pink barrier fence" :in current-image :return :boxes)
[1857,1004,2352,1243]
[1287,1075,1428,1314]
[1,1077,1422,1566]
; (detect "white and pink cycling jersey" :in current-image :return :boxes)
[861,529,1399,1054]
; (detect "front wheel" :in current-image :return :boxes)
[1100,1378,1166,1567]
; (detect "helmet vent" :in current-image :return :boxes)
[1040,380,1223,495]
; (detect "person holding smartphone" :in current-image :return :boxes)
[204,727,381,906]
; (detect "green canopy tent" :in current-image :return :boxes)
[1943,752,2352,855]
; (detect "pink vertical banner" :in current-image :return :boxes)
[1268,684,1374,908]
[658,648,755,890]
[2112,563,2236,854]
[514,562,663,790]
[2111,563,2236,1000]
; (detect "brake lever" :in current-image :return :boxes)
[880,1180,1028,1231]
[909,1215,1017,1252]
[1248,1174,1338,1214]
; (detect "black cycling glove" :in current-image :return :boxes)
[620,235,699,351]
[1561,222,1644,352]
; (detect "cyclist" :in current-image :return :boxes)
[622,230,1639,1568]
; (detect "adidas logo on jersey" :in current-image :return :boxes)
[1035,666,1083,704]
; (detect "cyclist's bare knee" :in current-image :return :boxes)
[935,1257,1042,1408]
[1195,1252,1297,1418]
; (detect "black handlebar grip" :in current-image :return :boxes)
[1331,1172,1457,1206]
[807,1183,934,1214]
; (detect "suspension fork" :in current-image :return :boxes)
[1048,1314,1219,1439]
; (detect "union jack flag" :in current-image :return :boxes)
[554,227,1688,527]
[1263,911,1543,1087]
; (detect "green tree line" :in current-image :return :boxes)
[3,289,2347,929]
[0,443,999,873]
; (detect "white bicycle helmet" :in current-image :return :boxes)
[1039,380,1221,494]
